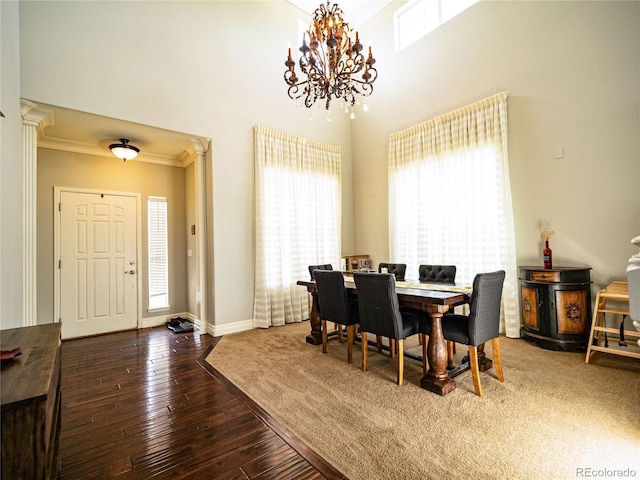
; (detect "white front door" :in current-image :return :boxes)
[60,191,138,339]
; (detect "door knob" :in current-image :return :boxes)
[125,270,136,275]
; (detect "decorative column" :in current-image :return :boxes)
[20,100,54,326]
[186,138,211,335]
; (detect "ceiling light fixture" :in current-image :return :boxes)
[109,138,140,162]
[284,1,378,119]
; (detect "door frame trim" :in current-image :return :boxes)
[53,186,142,329]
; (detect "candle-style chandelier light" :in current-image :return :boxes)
[284,1,378,118]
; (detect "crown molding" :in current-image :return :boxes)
[38,135,187,168]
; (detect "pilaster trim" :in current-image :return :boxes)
[185,138,211,336]
[20,100,54,326]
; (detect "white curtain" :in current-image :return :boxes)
[388,92,520,337]
[253,125,341,328]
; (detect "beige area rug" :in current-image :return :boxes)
[206,322,640,480]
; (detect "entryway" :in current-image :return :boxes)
[57,189,140,339]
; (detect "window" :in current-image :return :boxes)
[388,93,520,337]
[253,125,341,328]
[148,196,169,310]
[261,167,340,290]
[394,0,479,51]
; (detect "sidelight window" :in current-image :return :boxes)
[148,196,169,311]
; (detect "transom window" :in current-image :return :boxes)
[394,0,479,52]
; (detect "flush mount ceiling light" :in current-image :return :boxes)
[284,1,378,119]
[109,138,140,162]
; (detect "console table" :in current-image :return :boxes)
[519,266,592,351]
[1,323,61,480]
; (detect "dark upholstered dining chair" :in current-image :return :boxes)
[417,265,457,348]
[314,270,360,363]
[420,270,506,397]
[308,264,343,339]
[377,263,406,281]
[418,265,457,284]
[353,272,426,385]
[308,264,333,280]
[375,263,408,354]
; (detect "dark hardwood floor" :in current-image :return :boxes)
[58,326,346,479]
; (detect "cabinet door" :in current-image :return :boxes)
[521,285,541,331]
[554,289,590,335]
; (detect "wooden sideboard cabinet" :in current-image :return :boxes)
[519,267,592,351]
[1,323,62,480]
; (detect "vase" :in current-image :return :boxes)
[543,240,553,269]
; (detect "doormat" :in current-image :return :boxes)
[166,317,194,333]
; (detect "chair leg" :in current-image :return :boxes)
[376,335,383,353]
[321,319,328,354]
[397,339,404,385]
[469,346,483,397]
[389,338,396,358]
[421,333,428,376]
[492,337,504,382]
[362,332,368,372]
[336,323,343,343]
[447,341,454,367]
[347,325,355,364]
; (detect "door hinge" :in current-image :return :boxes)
[58,260,61,269]
[58,202,61,212]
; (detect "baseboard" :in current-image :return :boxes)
[142,313,253,337]
[210,319,254,337]
[141,312,193,329]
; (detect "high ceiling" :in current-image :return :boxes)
[32,2,392,166]
[286,0,392,28]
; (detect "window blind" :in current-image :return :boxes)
[148,196,169,310]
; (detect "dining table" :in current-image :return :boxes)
[297,275,492,396]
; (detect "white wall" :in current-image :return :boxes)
[352,0,640,291]
[18,1,355,332]
[0,1,25,329]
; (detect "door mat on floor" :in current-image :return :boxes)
[166,317,194,333]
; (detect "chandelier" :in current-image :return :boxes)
[284,1,378,117]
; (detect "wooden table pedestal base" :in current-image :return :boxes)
[420,376,456,395]
[461,344,492,372]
